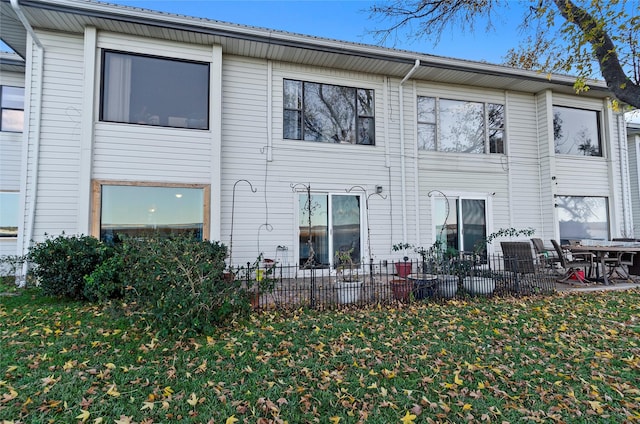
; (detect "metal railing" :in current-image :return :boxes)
[239,254,558,310]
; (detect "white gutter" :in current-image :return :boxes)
[12,0,44,282]
[398,59,420,244]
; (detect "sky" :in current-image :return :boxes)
[104,0,526,64]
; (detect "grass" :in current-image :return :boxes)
[1,287,639,423]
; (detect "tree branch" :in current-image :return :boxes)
[552,0,640,108]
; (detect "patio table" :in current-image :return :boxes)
[567,244,640,285]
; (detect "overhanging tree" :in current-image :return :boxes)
[368,0,640,109]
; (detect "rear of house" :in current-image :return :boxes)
[0,0,633,275]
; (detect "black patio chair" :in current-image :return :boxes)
[550,239,593,284]
[531,238,561,267]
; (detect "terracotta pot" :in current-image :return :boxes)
[249,291,260,308]
[390,279,412,301]
[394,262,413,278]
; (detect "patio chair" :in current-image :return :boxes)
[550,239,593,284]
[531,238,561,267]
[500,242,536,274]
[608,239,638,281]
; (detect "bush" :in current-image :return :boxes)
[28,234,113,300]
[84,254,126,302]
[104,234,241,335]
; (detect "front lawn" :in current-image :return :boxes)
[1,288,639,423]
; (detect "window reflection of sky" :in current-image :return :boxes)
[101,186,203,226]
[0,192,18,227]
[553,106,600,156]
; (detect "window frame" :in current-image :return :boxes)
[0,85,25,133]
[91,180,211,241]
[283,79,375,145]
[552,105,602,157]
[99,50,210,130]
[417,96,505,154]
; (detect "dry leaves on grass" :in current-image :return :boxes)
[1,289,639,422]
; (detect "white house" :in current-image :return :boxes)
[0,0,634,272]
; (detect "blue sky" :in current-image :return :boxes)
[1,0,527,65]
[107,0,526,64]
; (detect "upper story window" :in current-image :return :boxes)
[417,96,504,154]
[284,79,375,145]
[1,85,24,132]
[100,51,210,130]
[553,106,601,156]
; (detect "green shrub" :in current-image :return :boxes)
[84,254,126,302]
[27,234,113,300]
[110,234,242,335]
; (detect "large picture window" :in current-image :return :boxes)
[92,181,210,242]
[553,106,602,156]
[284,79,375,145]
[100,51,209,129]
[0,192,19,237]
[417,96,504,154]
[557,196,609,243]
[1,85,24,132]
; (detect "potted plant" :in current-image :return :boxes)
[391,242,413,277]
[334,248,363,304]
[463,269,496,296]
[241,254,277,309]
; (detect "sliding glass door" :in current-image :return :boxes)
[434,196,487,255]
[298,193,362,268]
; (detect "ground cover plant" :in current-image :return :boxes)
[1,288,639,423]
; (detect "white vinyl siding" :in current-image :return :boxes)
[503,92,545,235]
[25,31,85,243]
[92,125,213,180]
[221,58,393,264]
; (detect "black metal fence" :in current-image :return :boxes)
[240,254,559,310]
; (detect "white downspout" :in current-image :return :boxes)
[267,60,273,162]
[399,59,420,244]
[617,113,632,236]
[12,0,44,283]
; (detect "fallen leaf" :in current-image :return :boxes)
[401,411,417,424]
[76,409,90,423]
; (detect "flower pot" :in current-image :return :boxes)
[390,279,412,301]
[335,280,362,304]
[437,274,458,299]
[463,276,495,296]
[408,274,437,300]
[249,291,260,308]
[394,262,413,278]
